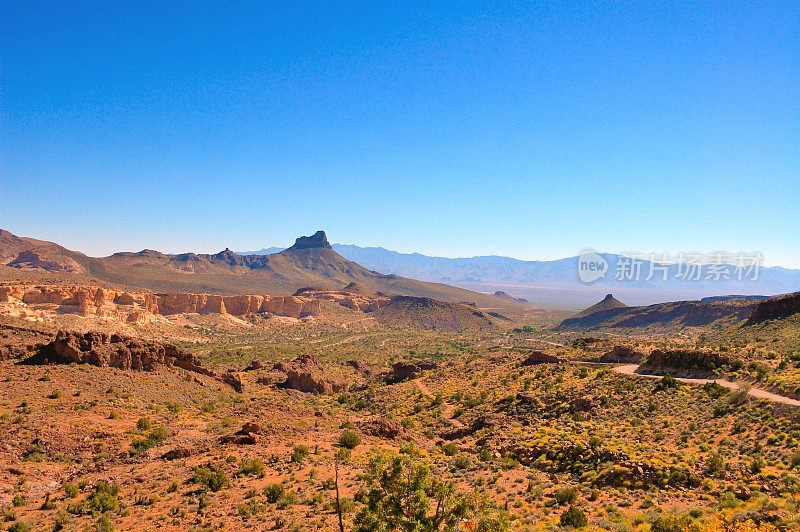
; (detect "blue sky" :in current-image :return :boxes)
[1,2,798,266]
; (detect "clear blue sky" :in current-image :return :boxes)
[1,2,798,266]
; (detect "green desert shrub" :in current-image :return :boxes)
[560,505,588,528]
[193,467,229,492]
[339,430,361,449]
[264,483,286,503]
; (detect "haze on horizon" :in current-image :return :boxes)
[1,2,798,267]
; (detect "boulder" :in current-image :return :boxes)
[359,418,405,440]
[520,351,561,366]
[220,422,266,445]
[220,371,244,393]
[161,447,192,460]
[284,368,347,394]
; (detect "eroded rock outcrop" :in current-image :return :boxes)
[294,286,391,312]
[1,284,159,321]
[156,293,320,317]
[28,330,213,375]
[275,354,347,394]
[387,360,439,383]
[746,292,800,324]
[520,351,561,366]
[640,349,731,376]
[24,330,253,391]
[359,418,406,440]
[220,423,267,445]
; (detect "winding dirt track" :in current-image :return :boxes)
[612,364,800,407]
[414,378,465,428]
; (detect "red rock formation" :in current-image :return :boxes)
[273,354,347,394]
[30,330,213,375]
[25,330,257,392]
[387,360,439,382]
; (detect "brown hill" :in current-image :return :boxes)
[0,229,88,273]
[556,297,760,331]
[372,296,497,332]
[0,230,527,313]
[493,291,530,304]
[572,293,627,318]
[746,292,800,324]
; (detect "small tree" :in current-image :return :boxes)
[339,430,361,449]
[353,448,507,531]
[560,505,588,528]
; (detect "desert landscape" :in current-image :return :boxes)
[0,230,799,531]
[3,3,798,530]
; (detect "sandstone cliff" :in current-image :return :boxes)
[294,286,391,312]
[0,283,320,323]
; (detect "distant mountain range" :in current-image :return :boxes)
[242,244,800,309]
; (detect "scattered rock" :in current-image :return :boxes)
[161,447,192,460]
[220,423,265,445]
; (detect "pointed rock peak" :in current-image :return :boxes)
[573,293,628,318]
[288,231,332,250]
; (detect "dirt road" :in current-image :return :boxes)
[612,364,800,407]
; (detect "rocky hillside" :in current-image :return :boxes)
[0,229,89,273]
[372,296,497,332]
[556,295,759,330]
[746,291,800,324]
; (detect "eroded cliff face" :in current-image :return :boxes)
[155,293,320,317]
[0,284,159,323]
[0,283,320,323]
[293,286,391,312]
